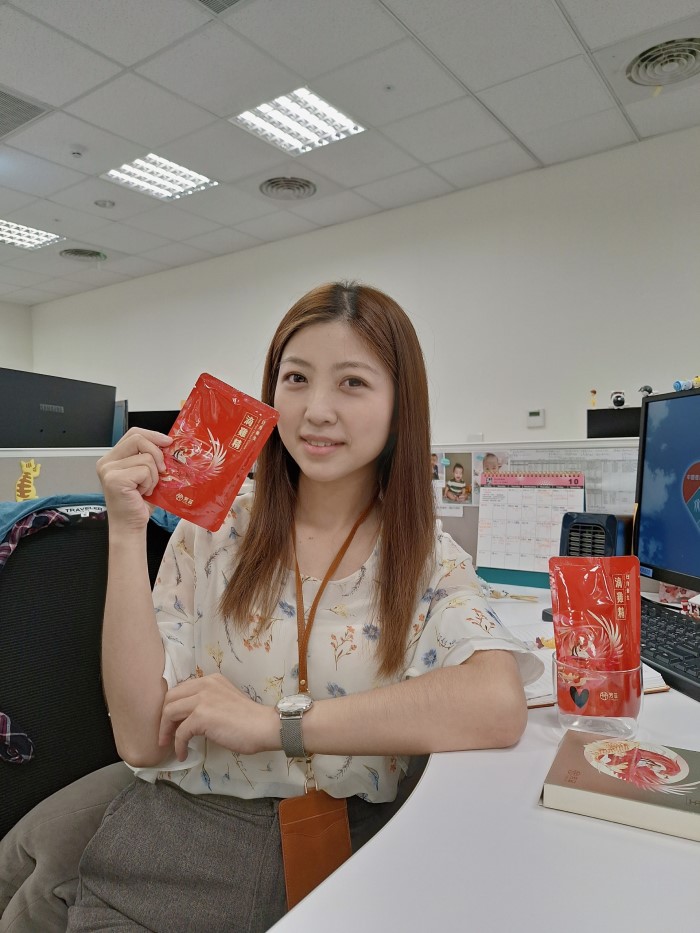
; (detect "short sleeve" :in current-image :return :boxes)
[152,518,197,689]
[404,533,543,686]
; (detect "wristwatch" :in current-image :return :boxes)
[276,693,314,759]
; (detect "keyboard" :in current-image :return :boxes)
[641,598,700,702]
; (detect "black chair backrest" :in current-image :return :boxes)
[0,515,172,840]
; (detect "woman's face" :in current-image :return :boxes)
[274,320,395,490]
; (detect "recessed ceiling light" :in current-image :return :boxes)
[94,199,115,208]
[232,87,364,155]
[100,153,219,201]
[0,219,64,250]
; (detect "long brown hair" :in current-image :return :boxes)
[220,282,435,678]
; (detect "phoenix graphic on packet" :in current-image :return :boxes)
[144,372,278,531]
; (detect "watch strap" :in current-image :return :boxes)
[280,714,306,759]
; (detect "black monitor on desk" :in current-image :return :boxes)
[633,386,700,592]
[0,367,116,448]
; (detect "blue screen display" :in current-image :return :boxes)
[636,390,700,587]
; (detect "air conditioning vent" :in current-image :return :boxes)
[626,37,700,86]
[0,88,47,140]
[196,0,245,13]
[60,248,108,262]
[259,177,317,200]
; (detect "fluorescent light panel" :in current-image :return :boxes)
[0,219,64,250]
[101,153,218,200]
[232,87,364,154]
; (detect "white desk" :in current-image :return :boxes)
[271,590,700,933]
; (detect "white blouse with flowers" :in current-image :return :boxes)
[131,492,543,802]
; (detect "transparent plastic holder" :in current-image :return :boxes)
[552,658,643,740]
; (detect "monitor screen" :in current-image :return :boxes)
[633,387,700,591]
[128,410,180,434]
[0,367,116,448]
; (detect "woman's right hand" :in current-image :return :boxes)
[97,428,173,532]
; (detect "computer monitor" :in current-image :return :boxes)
[0,367,116,448]
[128,410,180,434]
[633,386,700,591]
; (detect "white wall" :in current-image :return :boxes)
[30,124,700,444]
[0,300,32,370]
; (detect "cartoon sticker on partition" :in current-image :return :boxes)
[682,462,700,528]
[15,459,41,501]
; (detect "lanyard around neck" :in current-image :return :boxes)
[293,501,375,694]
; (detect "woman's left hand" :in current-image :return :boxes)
[158,673,279,760]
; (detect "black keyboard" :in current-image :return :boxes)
[641,598,700,702]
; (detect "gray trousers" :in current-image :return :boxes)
[66,768,424,933]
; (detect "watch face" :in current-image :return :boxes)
[277,693,313,714]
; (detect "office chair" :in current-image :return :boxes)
[0,513,172,840]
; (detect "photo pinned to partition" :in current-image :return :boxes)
[433,450,473,516]
[472,449,511,505]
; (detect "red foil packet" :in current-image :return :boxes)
[144,373,278,531]
[549,556,642,718]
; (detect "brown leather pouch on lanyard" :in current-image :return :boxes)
[278,786,352,909]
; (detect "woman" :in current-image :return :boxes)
[68,282,542,932]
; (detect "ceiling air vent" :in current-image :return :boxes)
[259,177,317,200]
[626,37,700,86]
[60,248,108,262]
[196,0,245,13]
[0,88,47,140]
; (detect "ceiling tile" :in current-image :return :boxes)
[235,210,319,242]
[66,74,216,148]
[0,7,121,107]
[32,276,99,296]
[101,256,169,277]
[227,0,405,79]
[158,121,286,185]
[430,140,538,188]
[176,184,275,225]
[519,108,636,164]
[296,131,418,187]
[382,96,510,163]
[353,166,454,209]
[4,199,107,241]
[312,39,464,127]
[53,265,130,287]
[183,227,263,256]
[3,286,63,305]
[12,0,210,66]
[0,265,52,288]
[0,147,87,197]
[418,0,582,92]
[6,238,130,275]
[287,190,381,226]
[125,205,221,240]
[479,56,616,137]
[140,241,214,269]
[49,178,159,221]
[380,0,469,34]
[89,222,172,254]
[0,184,36,215]
[136,22,300,117]
[4,112,143,174]
[626,81,700,137]
[559,0,700,49]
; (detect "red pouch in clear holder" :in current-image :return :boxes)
[144,372,278,531]
[549,556,642,721]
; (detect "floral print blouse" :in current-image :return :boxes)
[131,493,543,802]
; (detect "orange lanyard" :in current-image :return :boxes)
[293,500,375,694]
